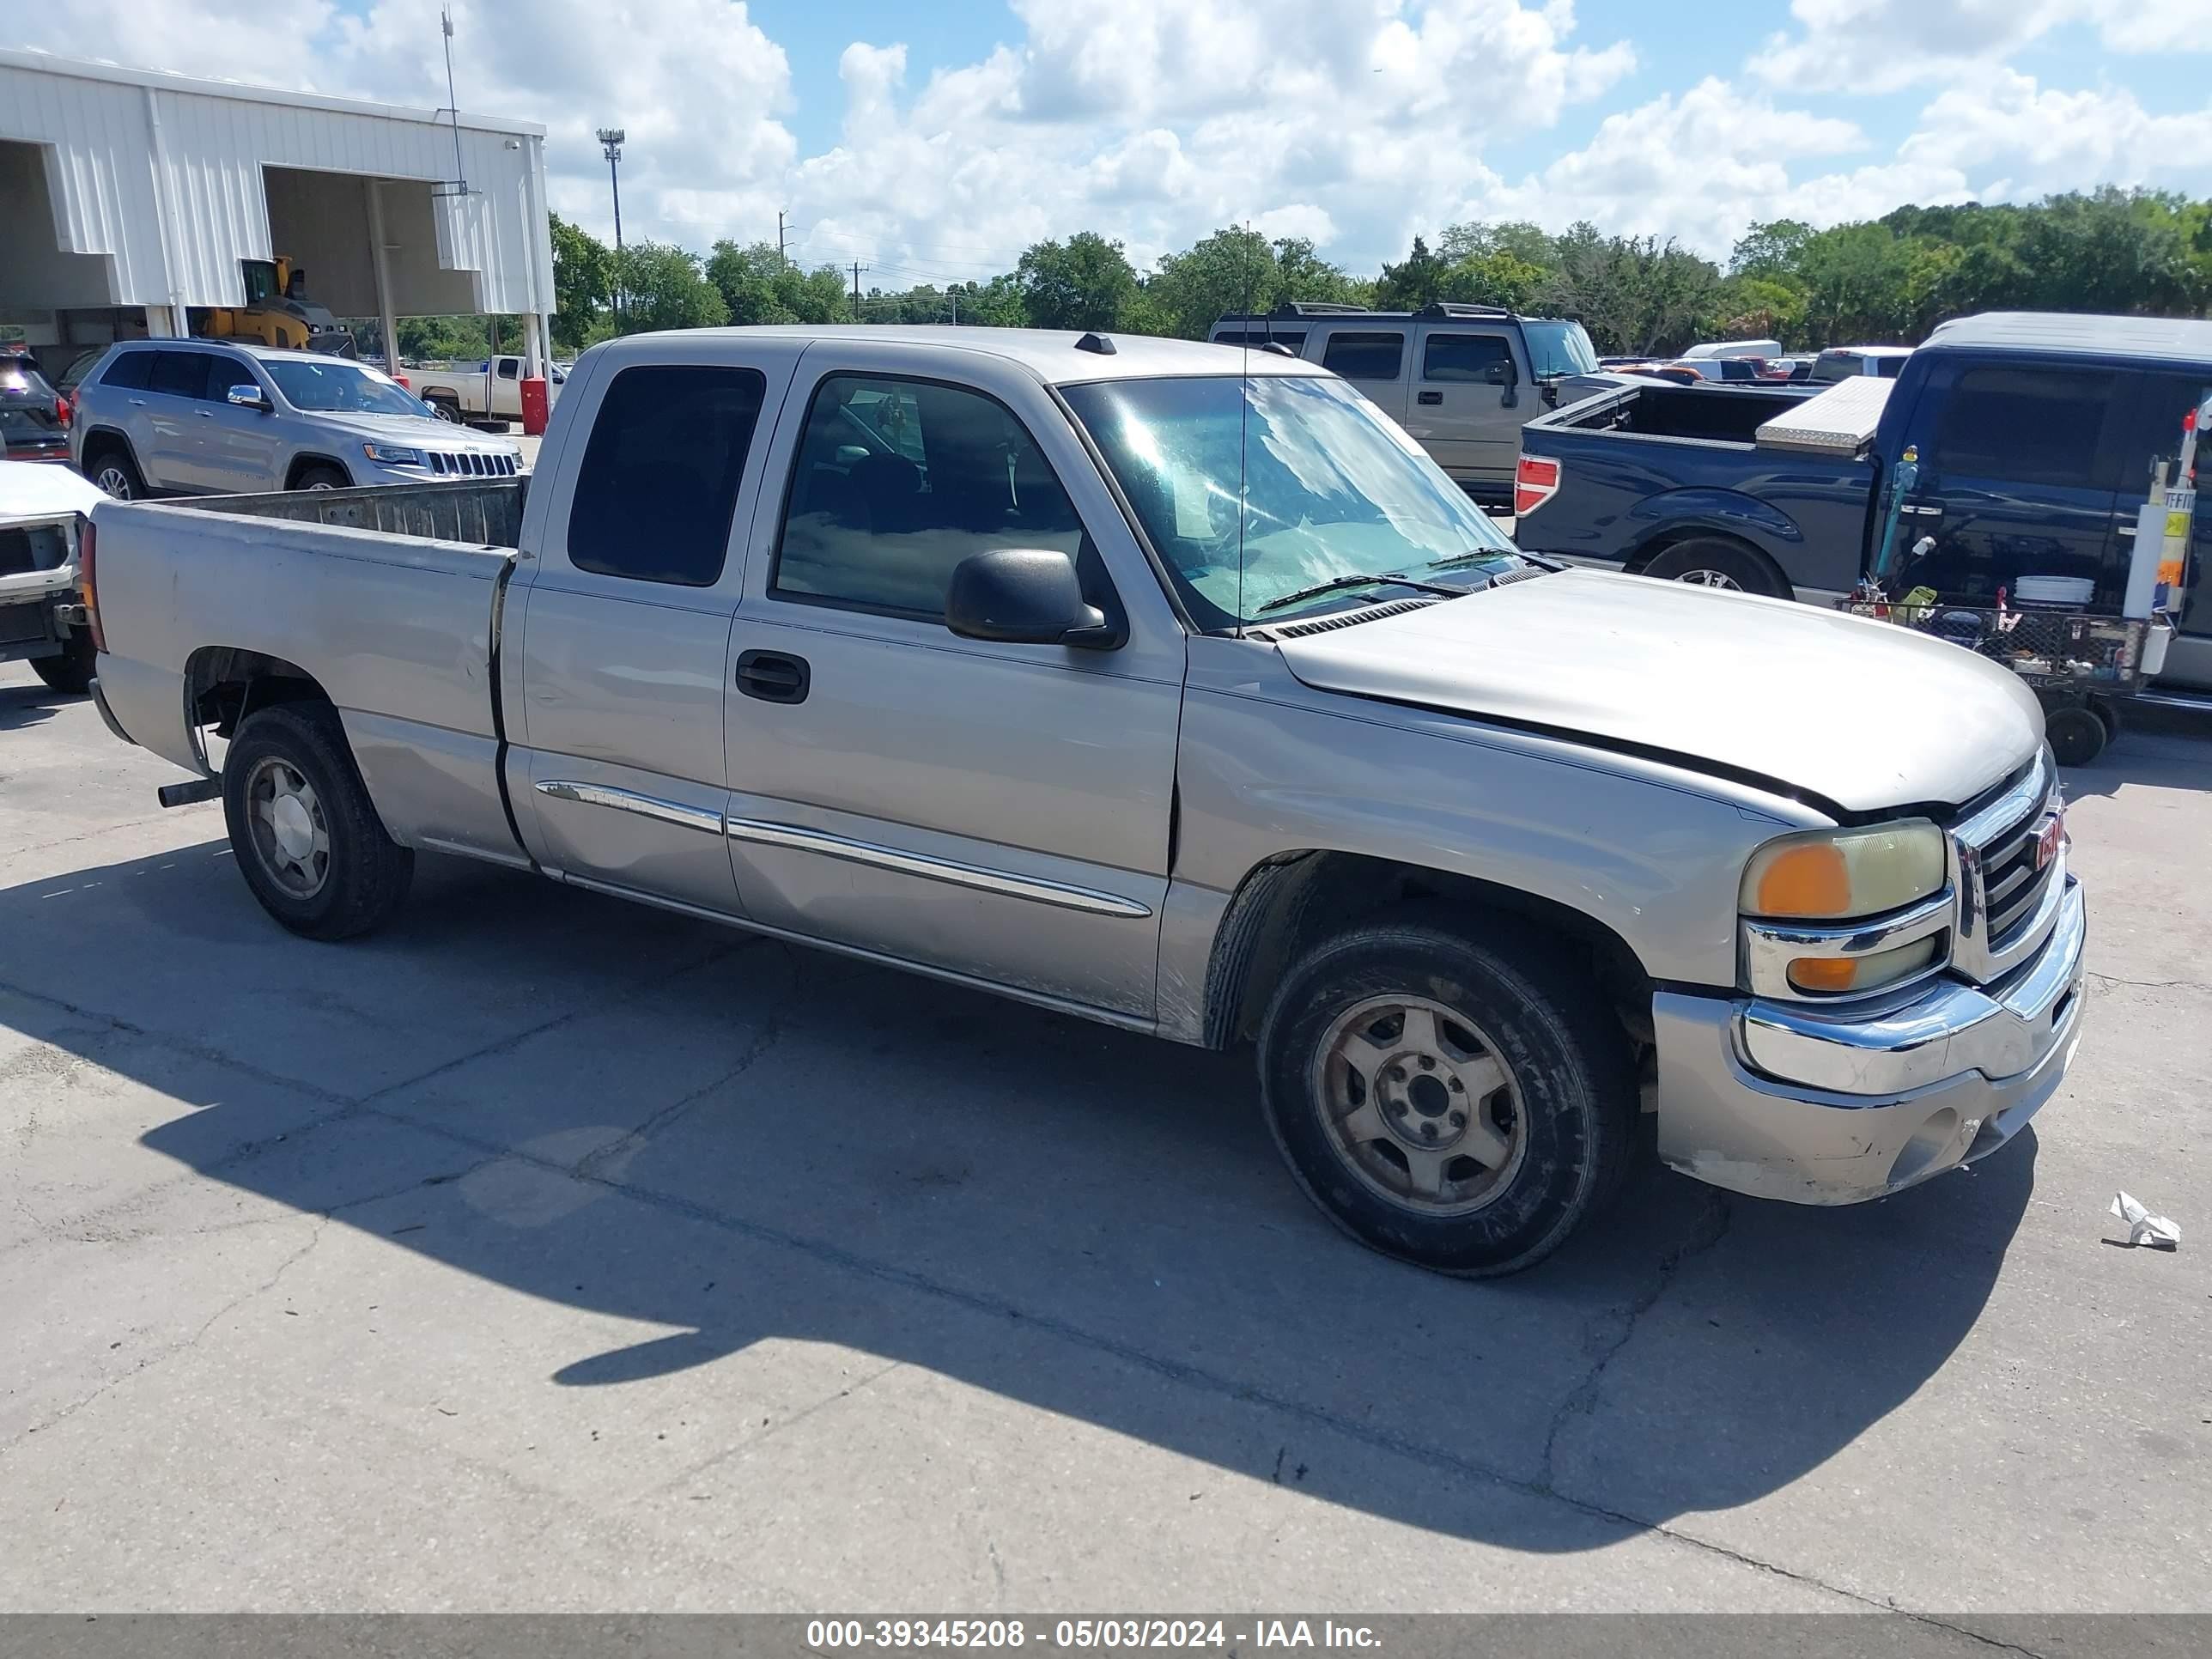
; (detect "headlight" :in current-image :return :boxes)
[362,442,427,465]
[1741,820,1946,920]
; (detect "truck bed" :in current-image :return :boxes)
[1515,381,1878,599]
[88,477,526,866]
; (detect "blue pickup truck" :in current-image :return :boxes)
[1512,311,2212,700]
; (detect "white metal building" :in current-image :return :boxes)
[0,48,555,374]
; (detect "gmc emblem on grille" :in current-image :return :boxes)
[2034,813,2065,870]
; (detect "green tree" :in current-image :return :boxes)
[611,241,729,334]
[705,241,849,325]
[549,213,613,350]
[1135,228,1359,339]
[1016,232,1139,330]
[1542,224,1723,355]
[1729,219,1814,281]
[1373,235,1449,311]
[949,274,1027,328]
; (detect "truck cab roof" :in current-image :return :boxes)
[605,325,1328,387]
[1922,311,2212,367]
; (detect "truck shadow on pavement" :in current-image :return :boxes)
[3,838,2036,1547]
[0,678,73,734]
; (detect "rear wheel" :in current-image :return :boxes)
[426,396,461,423]
[1641,538,1791,599]
[1257,912,1637,1276]
[31,631,96,695]
[222,703,413,939]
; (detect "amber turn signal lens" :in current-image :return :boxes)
[1787,957,1863,994]
[1754,841,1850,918]
[1785,937,1940,996]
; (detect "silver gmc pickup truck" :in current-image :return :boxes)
[78,325,2087,1275]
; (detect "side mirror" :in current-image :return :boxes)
[1484,361,1517,386]
[227,384,270,411]
[945,547,1120,649]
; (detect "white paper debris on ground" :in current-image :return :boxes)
[2110,1191,2181,1250]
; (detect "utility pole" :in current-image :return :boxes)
[777,210,788,268]
[597,127,626,327]
[948,288,957,325]
[850,260,866,323]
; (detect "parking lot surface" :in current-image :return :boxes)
[3,657,2209,1614]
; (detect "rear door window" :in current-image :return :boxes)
[1422,332,1513,381]
[566,364,767,586]
[1928,365,2121,489]
[149,351,218,401]
[1321,331,1405,381]
[99,351,154,392]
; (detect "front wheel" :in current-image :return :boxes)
[222,703,414,939]
[293,465,349,492]
[1258,914,1637,1276]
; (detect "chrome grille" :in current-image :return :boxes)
[1979,800,2056,944]
[1950,750,2063,984]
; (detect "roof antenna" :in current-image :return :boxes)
[1237,220,1255,635]
[433,7,471,202]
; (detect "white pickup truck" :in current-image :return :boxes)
[411,355,565,428]
[78,325,2087,1275]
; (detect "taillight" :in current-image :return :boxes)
[78,519,105,653]
[1515,453,1561,517]
[57,392,72,428]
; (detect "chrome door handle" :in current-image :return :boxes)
[1898,503,1943,517]
[128,398,148,406]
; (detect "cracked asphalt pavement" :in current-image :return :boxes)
[3,658,2210,1616]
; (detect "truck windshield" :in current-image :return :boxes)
[264,360,432,418]
[1521,321,1597,377]
[1062,372,1523,629]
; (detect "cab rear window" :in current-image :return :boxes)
[567,365,767,586]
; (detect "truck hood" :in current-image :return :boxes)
[0,458,103,526]
[1273,568,2045,816]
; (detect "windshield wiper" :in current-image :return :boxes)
[1254,572,1462,615]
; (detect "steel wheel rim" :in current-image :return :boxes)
[95,465,132,499]
[245,757,331,898]
[1312,994,1528,1217]
[1678,568,1741,589]
[307,480,337,491]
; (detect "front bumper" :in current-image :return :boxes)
[1651,878,2086,1205]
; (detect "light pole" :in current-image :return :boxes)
[596,126,625,328]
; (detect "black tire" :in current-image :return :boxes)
[30,631,96,695]
[427,396,461,423]
[221,703,413,939]
[1641,537,1792,599]
[293,464,349,492]
[2045,704,2106,767]
[84,443,147,501]
[1256,910,1637,1277]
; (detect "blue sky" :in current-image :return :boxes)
[15,0,2212,279]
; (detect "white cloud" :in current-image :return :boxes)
[7,0,2209,284]
[1750,0,2212,91]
